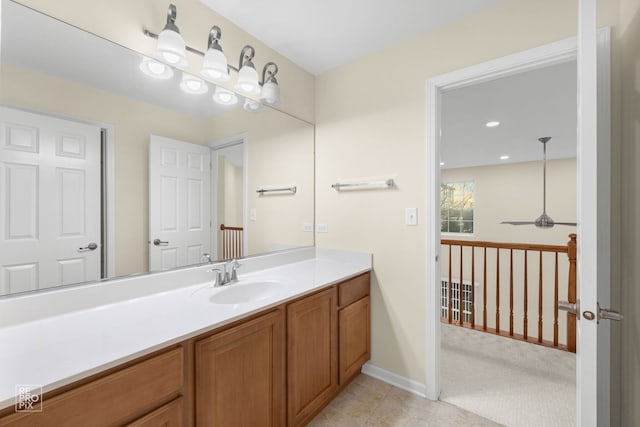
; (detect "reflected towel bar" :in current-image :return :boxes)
[331,179,394,191]
[256,186,297,195]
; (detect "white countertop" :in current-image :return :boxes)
[0,248,371,410]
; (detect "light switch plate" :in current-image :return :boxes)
[303,223,313,232]
[405,207,418,226]
[316,223,328,233]
[250,209,257,221]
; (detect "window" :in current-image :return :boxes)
[441,181,474,234]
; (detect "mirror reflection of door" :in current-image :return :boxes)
[212,140,246,260]
[148,135,211,271]
[0,106,102,295]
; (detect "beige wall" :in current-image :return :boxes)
[441,159,577,245]
[207,108,315,255]
[13,0,315,123]
[315,0,620,403]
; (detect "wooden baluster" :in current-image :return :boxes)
[483,247,487,331]
[554,252,559,347]
[496,248,500,334]
[509,249,514,336]
[524,250,528,340]
[459,245,464,326]
[448,244,453,324]
[538,251,543,343]
[471,247,475,329]
[567,233,577,352]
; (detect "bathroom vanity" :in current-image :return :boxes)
[0,248,371,426]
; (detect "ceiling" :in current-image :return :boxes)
[200,0,505,75]
[441,60,577,169]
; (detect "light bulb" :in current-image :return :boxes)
[139,57,173,79]
[180,74,208,95]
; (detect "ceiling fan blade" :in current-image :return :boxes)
[500,221,536,225]
[553,221,577,226]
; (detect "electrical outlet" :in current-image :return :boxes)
[316,223,328,233]
[405,208,417,226]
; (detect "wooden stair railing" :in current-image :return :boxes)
[440,233,577,352]
[220,224,243,260]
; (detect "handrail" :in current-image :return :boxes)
[440,234,577,353]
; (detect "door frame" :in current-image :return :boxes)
[210,133,249,260]
[424,28,611,408]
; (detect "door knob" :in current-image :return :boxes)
[558,300,580,319]
[597,303,623,324]
[153,239,169,246]
[78,242,98,252]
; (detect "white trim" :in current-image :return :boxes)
[361,363,427,398]
[209,133,248,259]
[426,29,611,405]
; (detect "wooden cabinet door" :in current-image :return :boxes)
[339,296,371,385]
[195,310,285,427]
[126,397,183,427]
[287,287,337,427]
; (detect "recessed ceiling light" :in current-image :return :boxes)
[500,155,510,160]
[486,121,500,128]
[440,161,445,166]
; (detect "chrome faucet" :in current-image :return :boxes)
[207,259,241,287]
[200,253,212,263]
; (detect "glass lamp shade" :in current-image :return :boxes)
[260,80,280,106]
[180,74,208,95]
[212,87,239,106]
[139,57,174,79]
[156,28,187,66]
[243,98,264,112]
[201,48,230,82]
[234,64,261,95]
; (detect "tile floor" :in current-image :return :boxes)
[308,374,501,427]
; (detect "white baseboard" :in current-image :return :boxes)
[361,362,427,398]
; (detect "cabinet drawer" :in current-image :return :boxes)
[0,348,184,427]
[126,397,183,427]
[338,273,370,307]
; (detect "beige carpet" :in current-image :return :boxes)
[440,324,576,427]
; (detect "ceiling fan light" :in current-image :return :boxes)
[212,86,238,106]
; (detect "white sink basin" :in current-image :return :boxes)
[208,280,283,305]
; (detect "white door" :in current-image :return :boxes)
[575,2,619,425]
[149,135,211,271]
[0,106,102,295]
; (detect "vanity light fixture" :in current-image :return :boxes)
[235,46,261,95]
[201,26,230,82]
[180,73,208,94]
[213,86,238,106]
[243,98,264,112]
[155,4,188,66]
[144,5,281,106]
[260,62,280,106]
[139,57,174,79]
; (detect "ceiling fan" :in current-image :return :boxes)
[501,137,577,228]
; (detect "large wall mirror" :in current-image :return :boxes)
[0,0,315,296]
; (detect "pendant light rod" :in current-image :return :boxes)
[539,136,551,215]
